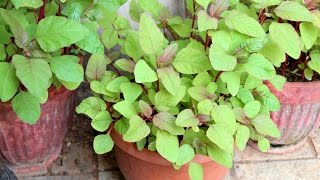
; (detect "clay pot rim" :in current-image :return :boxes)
[0,86,68,106]
[266,80,320,88]
[110,129,213,166]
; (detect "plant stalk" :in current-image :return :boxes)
[38,0,47,22]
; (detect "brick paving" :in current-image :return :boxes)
[17,85,320,180]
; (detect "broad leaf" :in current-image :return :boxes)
[155,86,187,107]
[11,0,43,9]
[244,100,261,118]
[274,1,313,22]
[176,144,195,166]
[36,16,89,52]
[153,111,185,135]
[209,45,237,71]
[139,100,153,118]
[0,62,19,102]
[139,13,167,56]
[259,40,286,67]
[156,130,179,163]
[245,53,276,80]
[106,77,130,93]
[224,10,265,37]
[269,22,301,59]
[197,10,218,32]
[300,22,318,50]
[120,83,142,103]
[86,54,110,81]
[173,48,211,74]
[258,137,270,152]
[134,60,158,83]
[91,111,112,132]
[252,115,280,138]
[221,72,240,96]
[176,109,199,127]
[115,59,135,73]
[207,145,233,168]
[50,55,83,83]
[157,43,178,67]
[76,97,106,119]
[206,124,234,153]
[123,115,150,142]
[157,66,181,96]
[235,124,250,151]
[188,162,203,180]
[93,134,114,154]
[113,100,137,119]
[12,92,40,125]
[12,55,51,99]
[125,31,143,60]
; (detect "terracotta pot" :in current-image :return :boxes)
[0,87,76,174]
[266,81,320,146]
[111,129,228,180]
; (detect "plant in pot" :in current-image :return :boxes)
[241,0,320,153]
[77,0,283,179]
[0,0,114,174]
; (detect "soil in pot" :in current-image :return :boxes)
[110,129,228,180]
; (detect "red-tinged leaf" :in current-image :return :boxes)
[139,100,153,119]
[157,43,178,67]
[304,0,319,10]
[207,0,230,18]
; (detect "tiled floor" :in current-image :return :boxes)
[16,85,320,180]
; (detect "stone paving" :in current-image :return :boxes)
[17,86,320,180]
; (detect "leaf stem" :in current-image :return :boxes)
[190,0,197,38]
[214,71,223,82]
[38,0,47,23]
[204,31,210,51]
[110,63,121,76]
[83,2,94,14]
[281,54,288,76]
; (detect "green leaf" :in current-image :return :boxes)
[66,2,82,22]
[188,86,211,101]
[274,1,313,22]
[244,100,261,118]
[125,31,143,60]
[196,0,211,8]
[139,100,152,118]
[120,83,142,103]
[156,130,179,163]
[134,60,158,83]
[106,77,130,93]
[197,99,213,115]
[123,115,150,142]
[157,43,178,67]
[176,109,199,127]
[300,22,318,50]
[36,16,89,52]
[12,92,40,125]
[113,100,137,119]
[129,0,143,22]
[0,9,29,48]
[269,22,301,59]
[155,86,186,107]
[193,72,212,87]
[153,112,185,135]
[50,55,83,83]
[86,54,110,81]
[207,145,233,168]
[197,10,218,32]
[237,88,254,103]
[252,115,280,138]
[188,162,203,180]
[93,134,114,154]
[258,137,270,152]
[12,55,51,99]
[206,124,234,153]
[304,68,313,81]
[115,59,135,73]
[91,111,112,132]
[136,138,147,151]
[209,45,237,71]
[76,30,104,54]
[157,66,181,96]
[221,72,240,96]
[76,97,106,119]
[308,54,320,74]
[235,124,250,151]
[11,0,43,8]
[224,10,265,37]
[0,62,19,102]
[259,40,286,67]
[173,48,211,74]
[101,28,118,50]
[0,25,11,45]
[244,75,263,90]
[268,75,286,91]
[245,53,276,80]
[139,13,167,55]
[176,144,195,166]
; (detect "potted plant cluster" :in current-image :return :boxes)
[250,0,320,153]
[0,0,113,174]
[76,0,290,179]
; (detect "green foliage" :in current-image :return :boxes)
[74,0,320,179]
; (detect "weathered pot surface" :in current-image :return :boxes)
[265,81,320,149]
[0,87,76,175]
[110,129,228,180]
